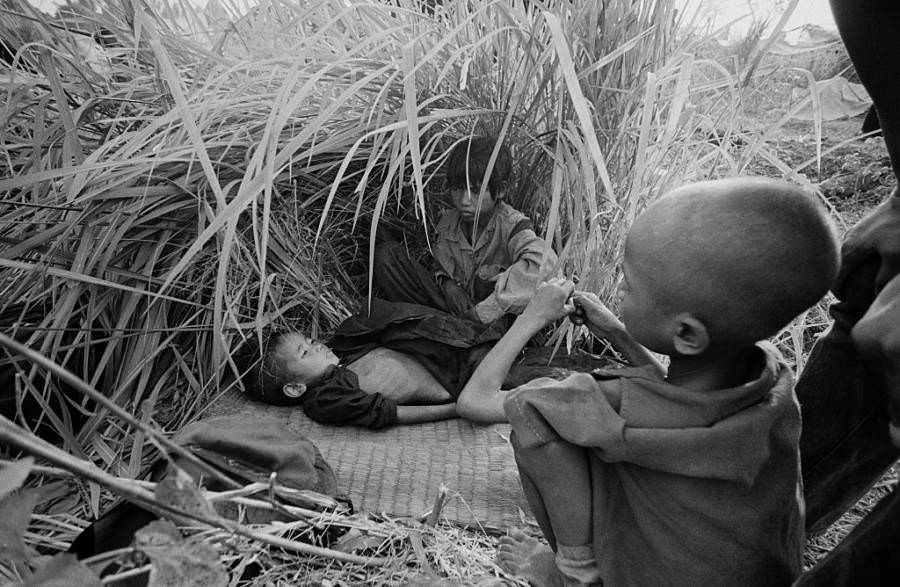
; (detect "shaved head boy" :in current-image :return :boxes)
[461,177,838,585]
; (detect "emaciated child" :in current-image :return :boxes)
[237,300,615,430]
[463,177,839,585]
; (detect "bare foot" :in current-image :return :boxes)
[496,528,563,587]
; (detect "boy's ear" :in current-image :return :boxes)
[671,313,709,356]
[283,382,307,399]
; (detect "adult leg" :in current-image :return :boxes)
[797,260,899,533]
[799,276,900,583]
[829,0,900,177]
[798,0,900,533]
[794,485,900,586]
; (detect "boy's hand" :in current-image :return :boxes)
[521,278,575,326]
[572,291,624,337]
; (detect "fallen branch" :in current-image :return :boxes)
[0,415,388,567]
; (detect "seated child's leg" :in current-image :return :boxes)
[372,241,450,311]
[500,431,603,587]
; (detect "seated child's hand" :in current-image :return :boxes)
[521,278,575,326]
[572,291,624,337]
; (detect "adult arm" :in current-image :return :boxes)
[572,291,666,377]
[458,279,574,423]
[831,0,900,295]
[473,218,558,323]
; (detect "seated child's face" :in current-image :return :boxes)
[273,333,339,384]
[616,224,678,354]
[451,183,496,221]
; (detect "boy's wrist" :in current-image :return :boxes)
[514,312,550,334]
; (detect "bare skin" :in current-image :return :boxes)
[346,347,459,425]
[347,347,453,404]
[497,529,563,587]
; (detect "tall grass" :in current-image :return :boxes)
[0,0,824,524]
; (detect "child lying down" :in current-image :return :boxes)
[236,299,615,430]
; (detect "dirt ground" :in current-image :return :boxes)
[772,117,894,226]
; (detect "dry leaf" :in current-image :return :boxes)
[154,466,217,523]
[0,457,33,501]
[144,541,228,587]
[21,553,102,587]
[134,518,228,587]
[0,490,38,563]
[134,519,182,548]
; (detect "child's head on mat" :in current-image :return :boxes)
[237,331,338,405]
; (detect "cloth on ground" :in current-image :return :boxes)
[69,415,339,559]
[173,415,337,496]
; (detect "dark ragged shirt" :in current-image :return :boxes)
[301,364,398,430]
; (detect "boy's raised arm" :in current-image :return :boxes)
[458,279,574,423]
[573,292,666,377]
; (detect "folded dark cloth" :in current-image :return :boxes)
[173,415,337,496]
[69,416,339,564]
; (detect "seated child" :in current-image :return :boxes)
[237,299,615,430]
[374,136,558,324]
[465,178,839,585]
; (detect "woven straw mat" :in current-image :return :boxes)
[206,388,526,527]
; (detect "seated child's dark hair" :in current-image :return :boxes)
[637,177,839,346]
[233,330,297,406]
[446,136,512,198]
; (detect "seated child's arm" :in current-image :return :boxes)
[473,219,558,323]
[573,291,666,377]
[458,278,574,423]
[396,403,459,425]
